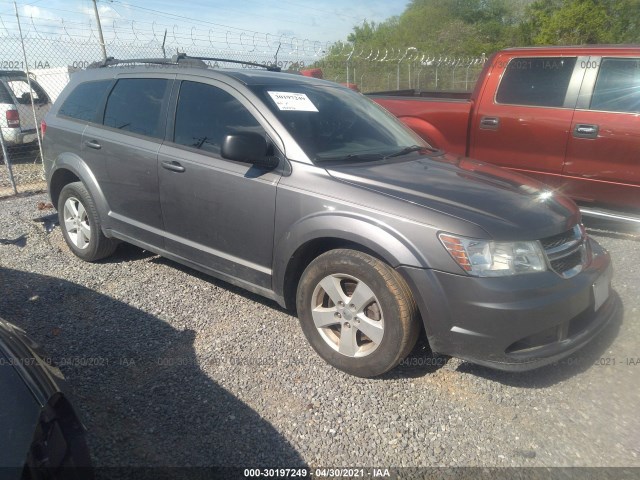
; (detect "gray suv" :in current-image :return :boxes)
[42,55,616,377]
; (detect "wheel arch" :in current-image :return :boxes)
[273,213,430,311]
[398,116,450,152]
[48,153,110,220]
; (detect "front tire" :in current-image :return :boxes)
[58,182,117,262]
[297,249,420,377]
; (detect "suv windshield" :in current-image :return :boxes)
[250,83,427,162]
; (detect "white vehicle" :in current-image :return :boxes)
[0,70,51,147]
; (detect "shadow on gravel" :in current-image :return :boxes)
[150,256,291,315]
[378,332,451,380]
[0,267,306,470]
[104,242,157,263]
[456,293,624,388]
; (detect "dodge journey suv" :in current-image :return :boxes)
[42,55,616,377]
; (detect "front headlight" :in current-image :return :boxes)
[438,233,547,277]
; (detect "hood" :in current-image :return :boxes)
[325,153,580,240]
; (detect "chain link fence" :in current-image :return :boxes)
[0,7,487,198]
[313,46,486,93]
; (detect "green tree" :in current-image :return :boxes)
[317,0,640,92]
[341,0,529,57]
[522,0,640,44]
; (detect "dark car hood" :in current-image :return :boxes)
[325,153,580,240]
[0,317,63,470]
[0,316,65,405]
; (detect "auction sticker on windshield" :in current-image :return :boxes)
[267,91,318,112]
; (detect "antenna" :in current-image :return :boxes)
[274,43,281,65]
[162,29,167,59]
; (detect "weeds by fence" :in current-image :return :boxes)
[0,5,486,198]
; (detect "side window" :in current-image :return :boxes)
[58,80,112,122]
[173,81,264,155]
[103,78,169,139]
[590,58,640,113]
[6,79,49,105]
[496,57,577,108]
[0,83,14,103]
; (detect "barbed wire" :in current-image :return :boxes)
[0,10,488,67]
[0,9,487,196]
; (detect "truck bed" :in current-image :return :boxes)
[367,91,472,156]
[366,89,473,101]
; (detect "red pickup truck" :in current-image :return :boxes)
[368,46,640,222]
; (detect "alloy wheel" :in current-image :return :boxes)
[310,273,385,358]
[63,196,91,250]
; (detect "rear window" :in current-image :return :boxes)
[103,78,169,139]
[0,83,12,103]
[59,80,112,122]
[6,79,49,105]
[590,58,640,113]
[496,57,577,108]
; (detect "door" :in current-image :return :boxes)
[564,57,640,211]
[82,76,173,246]
[158,79,281,289]
[469,55,586,188]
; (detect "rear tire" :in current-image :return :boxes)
[58,182,117,262]
[296,249,420,377]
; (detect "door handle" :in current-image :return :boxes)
[85,140,101,150]
[480,116,500,130]
[161,160,186,173]
[573,124,599,139]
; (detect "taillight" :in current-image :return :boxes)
[6,109,20,128]
[41,119,47,138]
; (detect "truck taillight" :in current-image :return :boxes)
[6,109,20,128]
[41,119,47,138]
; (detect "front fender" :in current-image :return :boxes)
[272,210,430,299]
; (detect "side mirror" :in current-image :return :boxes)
[221,133,279,169]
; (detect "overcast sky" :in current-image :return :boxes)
[0,0,408,44]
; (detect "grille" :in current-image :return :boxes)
[550,249,583,274]
[540,225,587,278]
[540,229,577,250]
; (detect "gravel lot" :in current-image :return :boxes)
[0,192,638,473]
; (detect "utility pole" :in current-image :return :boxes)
[92,0,107,62]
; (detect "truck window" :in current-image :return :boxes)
[59,80,112,122]
[0,83,13,103]
[590,58,640,113]
[6,78,49,105]
[103,78,169,139]
[496,57,577,108]
[173,81,264,155]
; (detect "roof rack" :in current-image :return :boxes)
[87,53,281,72]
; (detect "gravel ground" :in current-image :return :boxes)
[0,192,638,473]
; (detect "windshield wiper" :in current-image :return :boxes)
[383,145,443,159]
[314,152,385,163]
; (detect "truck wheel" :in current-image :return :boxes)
[296,249,420,377]
[58,182,117,262]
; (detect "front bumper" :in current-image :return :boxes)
[399,237,617,371]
